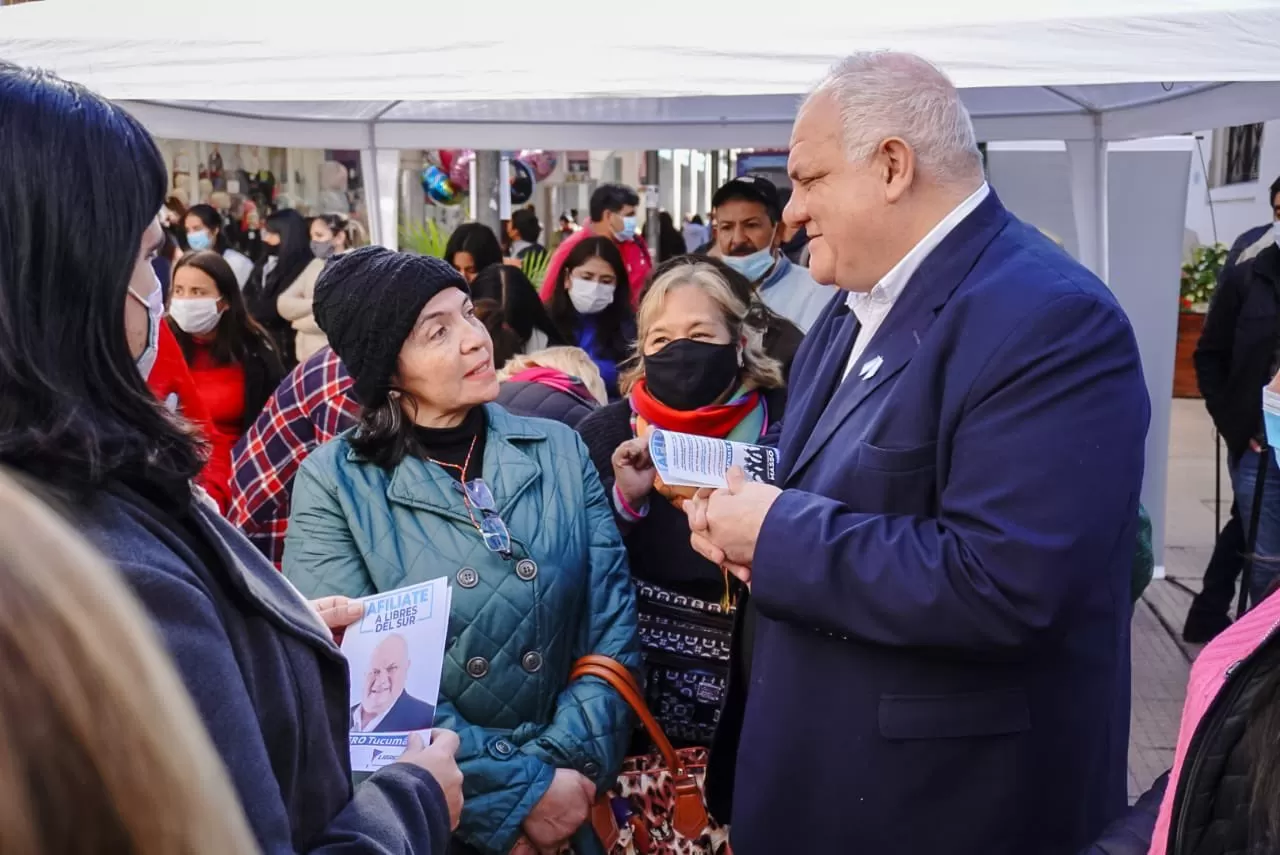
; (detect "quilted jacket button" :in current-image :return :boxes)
[582,760,600,778]
[466,656,489,678]
[515,559,538,581]
[456,567,479,588]
[492,738,514,756]
[521,650,543,673]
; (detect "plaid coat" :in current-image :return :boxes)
[230,347,359,567]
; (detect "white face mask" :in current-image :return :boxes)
[568,278,616,315]
[169,297,223,336]
[128,276,164,381]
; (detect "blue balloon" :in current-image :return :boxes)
[422,165,461,206]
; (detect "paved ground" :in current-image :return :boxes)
[1128,398,1231,802]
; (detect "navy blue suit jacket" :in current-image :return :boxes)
[354,692,437,734]
[707,192,1150,855]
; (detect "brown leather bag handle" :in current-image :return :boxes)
[569,654,709,840]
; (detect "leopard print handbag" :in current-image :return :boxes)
[569,656,731,855]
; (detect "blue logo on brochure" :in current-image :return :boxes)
[651,432,668,470]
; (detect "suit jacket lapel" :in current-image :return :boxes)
[786,192,1012,484]
[778,302,858,476]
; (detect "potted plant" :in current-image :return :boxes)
[399,220,451,258]
[1173,243,1228,398]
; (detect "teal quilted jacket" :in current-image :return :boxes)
[283,404,640,855]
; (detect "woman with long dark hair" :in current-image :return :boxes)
[468,264,566,370]
[168,251,285,512]
[444,222,504,284]
[0,63,460,855]
[184,203,255,288]
[246,208,318,369]
[546,236,635,400]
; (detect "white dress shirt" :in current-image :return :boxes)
[842,183,991,380]
[352,702,392,733]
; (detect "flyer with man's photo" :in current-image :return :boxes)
[341,576,451,772]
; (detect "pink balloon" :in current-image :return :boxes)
[438,149,460,174]
[449,151,474,193]
[518,149,558,181]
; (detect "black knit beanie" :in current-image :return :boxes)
[313,246,468,406]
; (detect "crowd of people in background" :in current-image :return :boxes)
[9,47,1280,855]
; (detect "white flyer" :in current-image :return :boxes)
[647,428,778,489]
[342,577,451,773]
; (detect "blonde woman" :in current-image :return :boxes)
[0,469,259,855]
[576,258,785,749]
[496,345,608,428]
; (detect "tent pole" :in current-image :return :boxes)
[1065,124,1110,282]
[475,151,502,234]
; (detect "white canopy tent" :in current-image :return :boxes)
[5,0,1280,571]
[5,0,1280,258]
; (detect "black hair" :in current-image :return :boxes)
[184,203,229,254]
[589,184,640,222]
[657,211,688,263]
[713,187,779,224]
[260,209,313,296]
[691,215,704,226]
[510,208,541,244]
[548,237,633,362]
[170,251,280,368]
[470,265,566,369]
[1270,175,1280,207]
[0,64,203,492]
[444,223,504,276]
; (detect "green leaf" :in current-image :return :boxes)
[1180,243,1228,310]
[520,250,551,288]
[399,220,451,258]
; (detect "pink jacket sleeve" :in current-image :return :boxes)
[538,229,588,302]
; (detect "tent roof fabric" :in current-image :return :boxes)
[4,0,1280,147]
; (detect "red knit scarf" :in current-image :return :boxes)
[629,378,762,439]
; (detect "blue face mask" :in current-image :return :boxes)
[1265,387,1280,462]
[614,215,638,243]
[187,230,212,251]
[722,246,776,283]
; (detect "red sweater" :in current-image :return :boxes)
[145,323,233,512]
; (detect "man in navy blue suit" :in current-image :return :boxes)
[688,51,1149,855]
[351,633,436,733]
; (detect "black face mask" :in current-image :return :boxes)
[643,338,740,411]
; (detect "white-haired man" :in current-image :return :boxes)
[687,52,1149,854]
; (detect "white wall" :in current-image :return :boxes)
[1184,121,1280,249]
[985,140,1193,574]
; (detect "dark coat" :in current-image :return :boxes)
[1084,626,1280,854]
[496,379,598,429]
[76,481,449,854]
[1195,244,1280,459]
[707,193,1149,855]
[353,692,437,733]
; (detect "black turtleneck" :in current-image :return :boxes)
[412,406,486,482]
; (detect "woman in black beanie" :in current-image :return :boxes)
[284,247,641,855]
